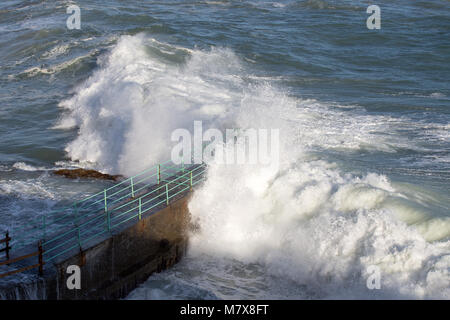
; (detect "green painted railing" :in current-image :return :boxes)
[8,161,206,264]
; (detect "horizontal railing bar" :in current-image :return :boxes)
[0,250,40,266]
[102,160,172,194]
[74,191,105,206]
[192,170,206,179]
[192,178,205,186]
[0,237,11,244]
[0,262,44,279]
[77,229,105,244]
[107,192,134,207]
[140,198,167,214]
[42,224,77,247]
[168,186,191,200]
[136,183,168,199]
[107,186,133,200]
[79,229,107,245]
[44,212,105,247]
[50,212,77,225]
[133,175,154,186]
[110,206,139,223]
[108,198,139,215]
[77,213,105,230]
[45,242,80,262]
[77,197,104,210]
[0,246,12,253]
[140,198,168,215]
[43,234,77,256]
[111,212,140,229]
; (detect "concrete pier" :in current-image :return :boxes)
[0,195,191,300]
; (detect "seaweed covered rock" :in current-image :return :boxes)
[54,168,122,181]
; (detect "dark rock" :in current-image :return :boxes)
[53,169,122,181]
[159,239,170,250]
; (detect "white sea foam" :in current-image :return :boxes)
[0,179,56,200]
[11,162,85,173]
[57,34,429,174]
[13,50,98,78]
[57,35,241,175]
[57,34,450,299]
[12,162,46,172]
[188,158,450,299]
[0,165,12,172]
[41,43,71,60]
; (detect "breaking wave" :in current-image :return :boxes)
[57,34,450,299]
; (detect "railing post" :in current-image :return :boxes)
[131,177,135,198]
[157,165,161,184]
[138,198,142,221]
[5,231,10,261]
[104,189,107,212]
[104,189,110,232]
[190,171,193,189]
[165,183,169,206]
[38,241,43,276]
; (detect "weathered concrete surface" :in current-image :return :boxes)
[0,195,191,300]
[56,195,190,300]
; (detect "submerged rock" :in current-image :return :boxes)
[53,169,122,181]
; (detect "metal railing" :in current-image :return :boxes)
[1,161,206,278]
[0,241,44,279]
[0,232,11,261]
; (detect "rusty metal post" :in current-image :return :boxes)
[138,197,142,221]
[158,164,161,184]
[165,183,169,206]
[131,177,135,198]
[5,231,10,261]
[38,241,43,276]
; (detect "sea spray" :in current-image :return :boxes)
[57,34,450,299]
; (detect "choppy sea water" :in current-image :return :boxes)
[0,0,449,299]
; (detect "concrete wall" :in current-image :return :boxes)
[52,195,191,299]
